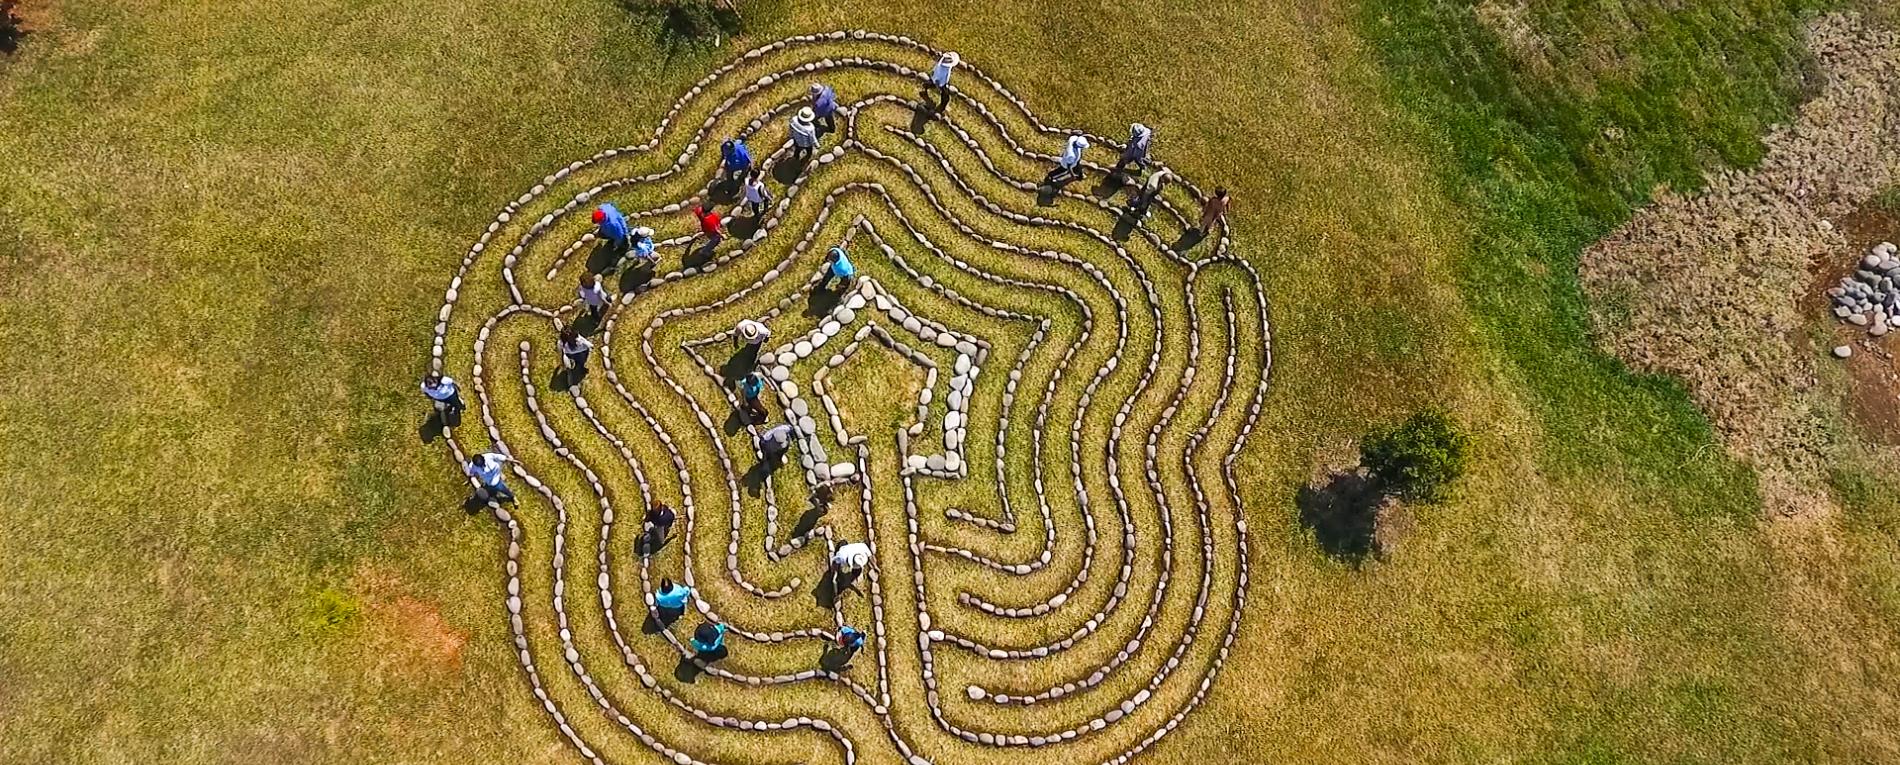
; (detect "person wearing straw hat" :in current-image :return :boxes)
[733,318,772,348]
[828,540,872,597]
[789,106,819,162]
[809,82,839,133]
[923,51,959,113]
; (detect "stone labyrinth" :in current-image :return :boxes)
[428,31,1272,765]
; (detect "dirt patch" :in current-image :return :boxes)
[1812,204,1900,444]
[1580,13,1900,517]
[350,565,468,675]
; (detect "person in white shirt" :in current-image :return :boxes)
[577,273,610,320]
[789,107,819,162]
[465,451,516,503]
[559,328,594,372]
[1127,167,1173,220]
[1048,134,1090,184]
[741,170,774,217]
[421,372,464,416]
[830,540,872,577]
[923,51,958,112]
[734,318,771,348]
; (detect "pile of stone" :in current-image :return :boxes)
[1828,241,1900,342]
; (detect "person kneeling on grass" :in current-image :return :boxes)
[832,625,866,668]
[690,621,728,655]
[739,371,769,422]
[818,245,856,291]
[653,577,692,612]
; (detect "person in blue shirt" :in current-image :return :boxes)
[690,621,728,655]
[720,138,751,182]
[738,372,768,422]
[464,452,516,504]
[809,83,838,133]
[593,204,629,250]
[620,226,656,270]
[653,577,691,612]
[818,245,856,291]
[830,625,866,669]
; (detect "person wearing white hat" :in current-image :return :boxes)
[789,106,819,162]
[923,51,958,113]
[830,540,872,577]
[1047,133,1090,185]
[733,318,771,347]
[621,226,657,269]
[1110,123,1154,180]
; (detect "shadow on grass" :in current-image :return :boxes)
[1295,469,1387,563]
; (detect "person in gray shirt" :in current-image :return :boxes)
[760,423,795,459]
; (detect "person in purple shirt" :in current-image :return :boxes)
[720,138,751,182]
[809,83,838,132]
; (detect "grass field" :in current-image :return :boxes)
[3,0,1898,763]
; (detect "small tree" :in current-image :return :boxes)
[1360,408,1470,503]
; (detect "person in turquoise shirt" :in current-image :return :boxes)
[690,621,728,655]
[654,578,691,611]
[738,372,768,422]
[818,245,856,291]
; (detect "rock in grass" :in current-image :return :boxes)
[1834,345,1853,358]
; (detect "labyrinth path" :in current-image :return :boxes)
[427,30,1272,765]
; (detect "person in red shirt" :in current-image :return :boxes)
[689,204,725,251]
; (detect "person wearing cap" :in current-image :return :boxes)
[733,318,772,348]
[720,138,751,182]
[558,327,594,372]
[645,500,677,541]
[465,451,517,504]
[689,205,725,251]
[923,51,959,112]
[594,203,630,251]
[832,625,866,667]
[1049,134,1090,184]
[1109,123,1154,180]
[829,540,872,577]
[624,226,657,266]
[421,372,465,416]
[789,107,819,162]
[1197,187,1232,236]
[577,273,610,320]
[690,621,728,655]
[653,577,692,612]
[809,82,839,132]
[818,245,856,292]
[741,169,773,218]
[759,422,795,460]
[738,371,768,422]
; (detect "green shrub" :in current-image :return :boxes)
[1361,408,1471,503]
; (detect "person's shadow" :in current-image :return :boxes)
[907,103,934,133]
[551,365,585,392]
[1111,210,1140,242]
[642,605,685,634]
[803,286,842,317]
[419,408,460,443]
[771,155,811,185]
[723,405,753,437]
[1172,228,1208,253]
[617,260,655,292]
[571,311,602,337]
[635,527,673,557]
[819,645,858,672]
[721,345,760,380]
[813,567,862,608]
[675,646,727,682]
[1093,173,1132,200]
[727,214,763,240]
[585,240,624,274]
[742,457,777,497]
[790,507,826,540]
[460,494,491,515]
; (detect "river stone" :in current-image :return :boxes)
[1834,345,1853,358]
[927,454,946,471]
[906,454,928,470]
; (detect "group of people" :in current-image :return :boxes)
[426,47,1235,673]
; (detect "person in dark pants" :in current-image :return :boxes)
[466,451,517,504]
[817,245,856,292]
[741,169,773,217]
[923,51,958,113]
[831,625,866,668]
[760,422,795,461]
[559,327,594,372]
[421,372,465,417]
[739,371,769,422]
[1126,168,1172,220]
[720,138,751,183]
[577,273,609,321]
[645,500,677,541]
[691,621,728,656]
[788,107,819,163]
[1109,123,1154,181]
[810,83,839,133]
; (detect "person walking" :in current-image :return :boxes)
[1109,123,1154,180]
[1128,167,1172,220]
[738,371,768,422]
[421,372,465,417]
[466,451,517,504]
[1197,187,1232,236]
[741,169,773,217]
[645,500,677,541]
[923,51,958,112]
[832,625,866,668]
[789,107,819,162]
[817,245,855,292]
[734,318,772,348]
[594,203,630,253]
[690,621,728,655]
[689,205,725,251]
[625,226,657,267]
[577,273,609,320]
[559,327,594,372]
[760,422,795,460]
[720,138,751,182]
[653,577,692,612]
[829,540,871,577]
[810,82,839,132]
[1051,134,1090,184]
